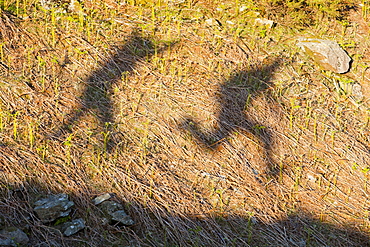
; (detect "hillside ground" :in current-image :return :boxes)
[1,0,370,246]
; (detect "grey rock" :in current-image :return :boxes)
[92,193,113,205]
[297,38,351,73]
[34,194,74,223]
[98,201,123,215]
[0,227,29,246]
[61,218,85,236]
[350,83,363,101]
[0,238,16,247]
[110,210,135,226]
[98,201,134,226]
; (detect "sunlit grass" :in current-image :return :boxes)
[0,0,370,246]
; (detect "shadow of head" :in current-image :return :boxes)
[180,58,281,175]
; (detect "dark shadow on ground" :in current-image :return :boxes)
[0,182,369,247]
[181,59,281,176]
[51,31,162,152]
[176,213,370,247]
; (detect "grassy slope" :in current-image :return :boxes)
[1,0,370,246]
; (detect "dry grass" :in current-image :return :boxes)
[1,0,370,246]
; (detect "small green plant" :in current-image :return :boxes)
[36,142,49,161]
[252,124,266,135]
[54,215,71,226]
[0,111,4,132]
[289,98,301,129]
[279,160,284,183]
[11,111,19,140]
[361,0,370,21]
[293,165,303,193]
[215,188,225,212]
[51,8,56,47]
[247,212,255,245]
[28,122,35,148]
[101,125,111,157]
[63,134,74,164]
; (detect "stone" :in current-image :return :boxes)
[110,210,135,226]
[297,38,351,73]
[34,194,74,223]
[205,18,221,27]
[255,18,274,29]
[60,218,85,236]
[98,201,134,226]
[239,5,248,12]
[350,83,363,101]
[92,193,114,205]
[0,238,16,247]
[307,174,316,182]
[98,201,123,214]
[0,227,29,246]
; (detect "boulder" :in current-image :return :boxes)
[34,194,74,223]
[297,38,351,73]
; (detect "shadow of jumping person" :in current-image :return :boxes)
[52,31,161,152]
[181,58,281,178]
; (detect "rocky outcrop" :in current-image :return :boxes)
[0,192,134,244]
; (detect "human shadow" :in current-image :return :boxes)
[1,181,369,246]
[187,214,370,246]
[52,31,162,152]
[181,59,281,176]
